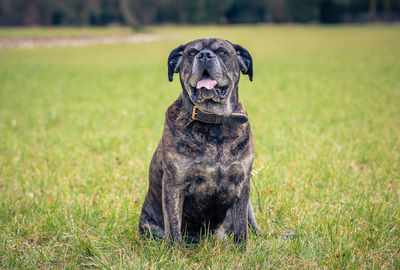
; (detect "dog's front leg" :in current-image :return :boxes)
[232,182,250,249]
[162,176,184,246]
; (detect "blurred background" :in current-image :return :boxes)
[1,0,399,28]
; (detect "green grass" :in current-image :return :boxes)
[0,26,136,38]
[0,25,399,269]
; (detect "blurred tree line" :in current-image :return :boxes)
[0,0,399,26]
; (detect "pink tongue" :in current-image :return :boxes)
[196,79,217,90]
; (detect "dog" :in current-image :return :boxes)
[139,38,259,248]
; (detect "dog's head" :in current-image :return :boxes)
[168,38,253,116]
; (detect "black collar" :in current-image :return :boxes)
[182,95,248,124]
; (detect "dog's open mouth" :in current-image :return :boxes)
[190,70,228,101]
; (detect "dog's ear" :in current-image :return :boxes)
[168,43,187,82]
[233,44,253,81]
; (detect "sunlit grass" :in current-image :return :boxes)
[0,26,134,38]
[0,25,399,268]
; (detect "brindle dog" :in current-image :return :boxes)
[139,38,259,248]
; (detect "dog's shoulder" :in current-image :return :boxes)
[233,102,248,116]
[164,97,192,130]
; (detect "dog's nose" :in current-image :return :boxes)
[197,50,214,59]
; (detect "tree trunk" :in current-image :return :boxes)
[383,0,391,22]
[369,0,377,22]
[119,0,141,31]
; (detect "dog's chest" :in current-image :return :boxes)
[178,124,251,204]
[183,161,245,206]
[175,123,249,160]
[179,159,248,228]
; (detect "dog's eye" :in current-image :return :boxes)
[189,51,196,56]
[219,50,225,55]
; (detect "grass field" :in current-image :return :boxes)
[0,25,399,269]
[0,26,135,38]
